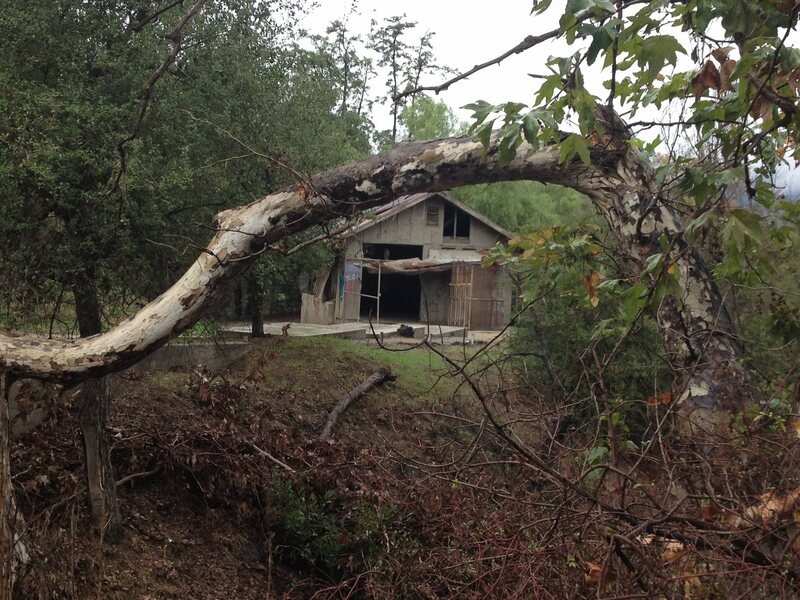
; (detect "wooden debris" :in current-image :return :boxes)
[319,368,396,440]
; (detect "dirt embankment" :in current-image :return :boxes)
[12,336,565,599]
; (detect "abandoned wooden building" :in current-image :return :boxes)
[301,192,513,330]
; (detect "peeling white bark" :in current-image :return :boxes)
[1,374,28,600]
[0,119,755,419]
[0,137,579,382]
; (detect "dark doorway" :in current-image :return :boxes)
[362,243,422,260]
[360,272,421,321]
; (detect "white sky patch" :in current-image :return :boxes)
[299,1,695,140]
[300,1,800,200]
[300,1,568,130]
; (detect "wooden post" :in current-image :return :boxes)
[467,266,474,332]
[376,260,382,325]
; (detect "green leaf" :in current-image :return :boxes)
[558,134,591,165]
[502,102,527,118]
[473,120,496,149]
[642,252,663,275]
[497,125,522,166]
[586,28,614,66]
[535,74,562,104]
[521,112,540,146]
[684,209,717,240]
[637,35,685,79]
[586,445,609,465]
[730,209,764,241]
[531,0,554,14]
[622,440,639,453]
[622,283,648,324]
[463,100,496,128]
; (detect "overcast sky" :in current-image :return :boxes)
[299,1,800,199]
[299,1,571,130]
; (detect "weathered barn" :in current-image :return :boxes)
[301,192,513,330]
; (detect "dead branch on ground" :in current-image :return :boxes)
[320,368,397,440]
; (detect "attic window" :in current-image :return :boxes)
[443,204,471,240]
[426,204,439,226]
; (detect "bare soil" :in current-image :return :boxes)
[11,336,510,599]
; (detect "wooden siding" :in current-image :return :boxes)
[335,194,511,329]
[448,264,511,330]
[351,197,505,257]
[419,271,450,324]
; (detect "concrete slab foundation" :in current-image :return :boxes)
[222,320,467,341]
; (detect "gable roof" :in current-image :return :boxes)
[345,192,512,240]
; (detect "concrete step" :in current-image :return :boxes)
[221,321,469,340]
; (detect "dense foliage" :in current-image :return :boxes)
[3,1,800,598]
[0,0,372,332]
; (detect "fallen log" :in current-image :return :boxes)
[319,368,396,440]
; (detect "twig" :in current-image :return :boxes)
[115,466,161,487]
[107,0,207,195]
[395,0,649,101]
[395,30,563,100]
[249,442,295,473]
[267,218,360,256]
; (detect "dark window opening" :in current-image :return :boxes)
[426,204,439,226]
[360,273,421,320]
[442,204,470,240]
[362,243,422,260]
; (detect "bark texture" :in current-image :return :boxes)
[580,111,756,430]
[320,368,396,440]
[78,378,122,542]
[247,274,265,338]
[0,114,755,427]
[0,374,28,600]
[0,373,11,600]
[73,278,122,543]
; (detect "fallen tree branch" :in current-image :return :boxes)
[249,442,295,473]
[320,368,397,440]
[0,108,755,440]
[115,466,162,487]
[0,134,590,383]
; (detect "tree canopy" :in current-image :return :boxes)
[1,1,800,597]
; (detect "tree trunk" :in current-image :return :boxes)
[0,372,13,600]
[0,373,28,600]
[233,281,244,318]
[72,277,122,543]
[580,110,757,433]
[0,116,756,436]
[247,274,265,338]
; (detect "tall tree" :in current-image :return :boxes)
[369,15,414,145]
[0,0,370,550]
[2,0,800,596]
[399,93,460,141]
[368,15,447,147]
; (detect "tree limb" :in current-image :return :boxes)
[319,368,396,440]
[394,0,650,101]
[0,134,591,383]
[0,113,757,429]
[108,0,207,196]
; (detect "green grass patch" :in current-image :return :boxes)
[258,336,460,403]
